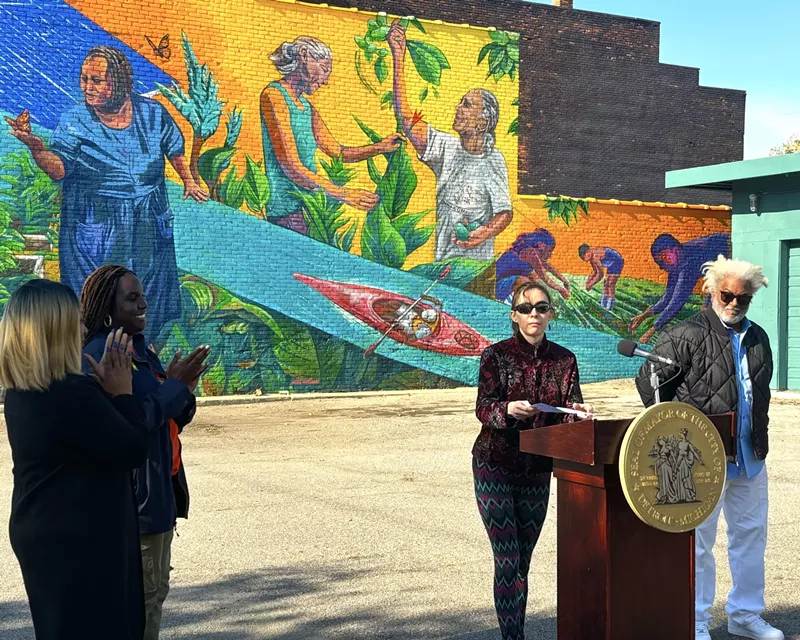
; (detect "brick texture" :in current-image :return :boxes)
[304,0,744,205]
[0,0,734,396]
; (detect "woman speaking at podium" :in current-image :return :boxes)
[473,282,592,640]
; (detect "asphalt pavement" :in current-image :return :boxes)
[1,381,798,639]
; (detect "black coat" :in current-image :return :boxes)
[635,308,773,460]
[4,374,148,640]
[84,333,195,534]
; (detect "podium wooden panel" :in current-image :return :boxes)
[520,414,734,640]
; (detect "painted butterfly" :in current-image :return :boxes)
[4,109,31,134]
[145,34,171,60]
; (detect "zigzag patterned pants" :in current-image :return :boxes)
[473,457,551,640]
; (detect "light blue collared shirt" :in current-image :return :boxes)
[726,318,764,479]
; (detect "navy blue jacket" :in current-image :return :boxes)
[84,332,196,535]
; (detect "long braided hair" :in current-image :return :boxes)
[80,265,132,344]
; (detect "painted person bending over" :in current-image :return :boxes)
[81,265,211,640]
[474,282,593,640]
[495,229,570,303]
[578,244,624,310]
[629,232,729,343]
[388,20,513,262]
[260,36,403,233]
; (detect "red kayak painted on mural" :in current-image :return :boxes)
[293,273,491,357]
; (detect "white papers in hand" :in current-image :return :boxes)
[531,403,591,419]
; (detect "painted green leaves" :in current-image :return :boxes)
[194,105,271,218]
[0,147,55,275]
[354,13,450,101]
[241,155,270,217]
[355,116,434,269]
[360,142,416,268]
[478,30,520,82]
[156,31,223,139]
[168,276,281,395]
[223,106,243,149]
[362,205,407,269]
[544,196,589,226]
[319,154,356,187]
[508,97,519,136]
[271,317,345,389]
[0,149,59,247]
[211,156,271,216]
[354,13,394,91]
[291,186,357,253]
[406,40,451,86]
[198,147,236,197]
[198,107,244,198]
[291,155,357,252]
[0,227,25,274]
[216,165,245,209]
[157,31,225,184]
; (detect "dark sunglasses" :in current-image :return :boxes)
[512,302,553,315]
[719,290,753,306]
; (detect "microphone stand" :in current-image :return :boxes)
[650,362,661,405]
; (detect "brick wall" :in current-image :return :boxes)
[303,0,744,206]
[0,0,733,395]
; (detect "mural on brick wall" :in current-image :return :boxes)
[0,0,730,395]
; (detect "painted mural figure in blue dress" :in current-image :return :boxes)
[629,232,730,343]
[6,46,208,343]
[578,244,624,310]
[495,229,571,303]
[260,37,403,235]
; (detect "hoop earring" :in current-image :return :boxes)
[103,315,113,328]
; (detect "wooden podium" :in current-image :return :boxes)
[520,414,734,640]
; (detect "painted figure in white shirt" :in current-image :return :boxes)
[388,21,513,262]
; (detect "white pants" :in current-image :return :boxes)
[695,465,768,625]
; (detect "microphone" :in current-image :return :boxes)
[617,340,675,366]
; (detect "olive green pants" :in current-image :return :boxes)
[140,529,173,640]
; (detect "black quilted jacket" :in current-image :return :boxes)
[635,308,773,460]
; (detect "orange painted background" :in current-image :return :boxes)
[68,0,730,283]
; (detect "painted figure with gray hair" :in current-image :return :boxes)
[388,21,513,265]
[260,36,403,234]
[635,255,783,640]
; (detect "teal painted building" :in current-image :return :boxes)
[667,155,800,390]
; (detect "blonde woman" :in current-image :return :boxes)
[1,279,148,640]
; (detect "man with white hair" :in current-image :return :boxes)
[635,255,781,640]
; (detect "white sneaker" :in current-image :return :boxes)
[695,621,711,640]
[728,616,785,639]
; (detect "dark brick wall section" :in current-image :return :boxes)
[307,0,743,205]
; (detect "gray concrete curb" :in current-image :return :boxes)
[194,386,473,406]
[195,384,800,407]
[2,381,798,407]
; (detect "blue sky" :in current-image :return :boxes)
[532,0,800,158]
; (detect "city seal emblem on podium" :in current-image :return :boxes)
[619,401,726,533]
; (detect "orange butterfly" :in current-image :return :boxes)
[145,34,171,60]
[4,109,31,134]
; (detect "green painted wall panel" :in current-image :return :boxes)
[731,195,800,389]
